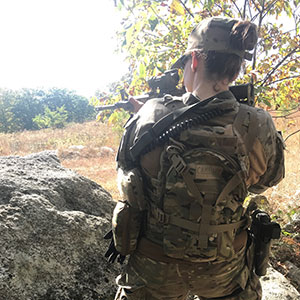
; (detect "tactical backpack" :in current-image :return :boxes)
[114,93,258,262]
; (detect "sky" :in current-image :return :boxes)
[0,1,297,99]
[0,0,129,98]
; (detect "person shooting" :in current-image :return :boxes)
[105,17,285,300]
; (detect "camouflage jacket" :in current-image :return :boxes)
[117,90,285,194]
[115,90,285,257]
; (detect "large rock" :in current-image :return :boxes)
[261,267,300,300]
[0,151,299,300]
[0,151,120,300]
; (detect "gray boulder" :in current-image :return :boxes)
[0,151,120,300]
[0,151,299,300]
[261,267,300,300]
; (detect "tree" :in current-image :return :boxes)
[42,88,95,123]
[0,89,18,133]
[10,89,45,131]
[112,0,299,109]
[0,87,96,133]
[33,105,68,129]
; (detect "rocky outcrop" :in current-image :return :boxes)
[0,151,299,300]
[0,151,119,300]
[261,267,300,300]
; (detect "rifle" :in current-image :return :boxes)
[95,69,255,113]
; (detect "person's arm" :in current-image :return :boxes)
[247,110,285,194]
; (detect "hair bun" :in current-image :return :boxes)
[230,21,258,51]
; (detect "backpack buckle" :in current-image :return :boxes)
[152,207,170,224]
[166,145,187,174]
[169,153,186,174]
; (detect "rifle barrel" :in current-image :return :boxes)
[95,101,134,112]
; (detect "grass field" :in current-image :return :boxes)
[1,116,299,219]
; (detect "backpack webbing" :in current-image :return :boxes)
[149,104,258,250]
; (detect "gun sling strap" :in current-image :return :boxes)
[130,93,237,160]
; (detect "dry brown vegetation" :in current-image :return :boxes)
[0,116,299,212]
[264,114,300,221]
[0,121,120,199]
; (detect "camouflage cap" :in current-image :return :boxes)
[172,17,254,69]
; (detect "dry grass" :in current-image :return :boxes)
[0,121,120,200]
[263,114,300,221]
[62,156,119,200]
[0,116,299,213]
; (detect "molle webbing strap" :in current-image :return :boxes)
[233,105,259,154]
[168,153,204,205]
[215,171,245,206]
[198,201,214,248]
[168,150,210,247]
[150,206,247,234]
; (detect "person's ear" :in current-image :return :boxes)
[191,52,198,72]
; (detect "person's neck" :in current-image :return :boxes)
[192,74,229,101]
[192,80,229,101]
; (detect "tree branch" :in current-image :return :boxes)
[268,104,300,114]
[199,0,214,17]
[178,0,194,19]
[251,0,266,77]
[149,6,185,47]
[264,74,300,86]
[249,0,261,14]
[243,0,248,19]
[259,47,300,86]
[262,0,281,19]
[214,3,234,17]
[246,0,254,19]
[284,129,300,143]
[231,0,243,18]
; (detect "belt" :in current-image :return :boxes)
[136,230,248,264]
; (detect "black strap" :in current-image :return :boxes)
[130,95,236,160]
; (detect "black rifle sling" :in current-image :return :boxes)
[130,94,236,161]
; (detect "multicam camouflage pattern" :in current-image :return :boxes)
[112,201,145,255]
[247,108,285,193]
[114,91,284,300]
[115,242,262,300]
[153,125,249,262]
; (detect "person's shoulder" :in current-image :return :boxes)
[239,103,274,126]
[143,94,184,109]
[137,94,185,122]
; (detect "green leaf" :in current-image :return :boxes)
[170,0,185,15]
[139,63,146,77]
[148,17,159,31]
